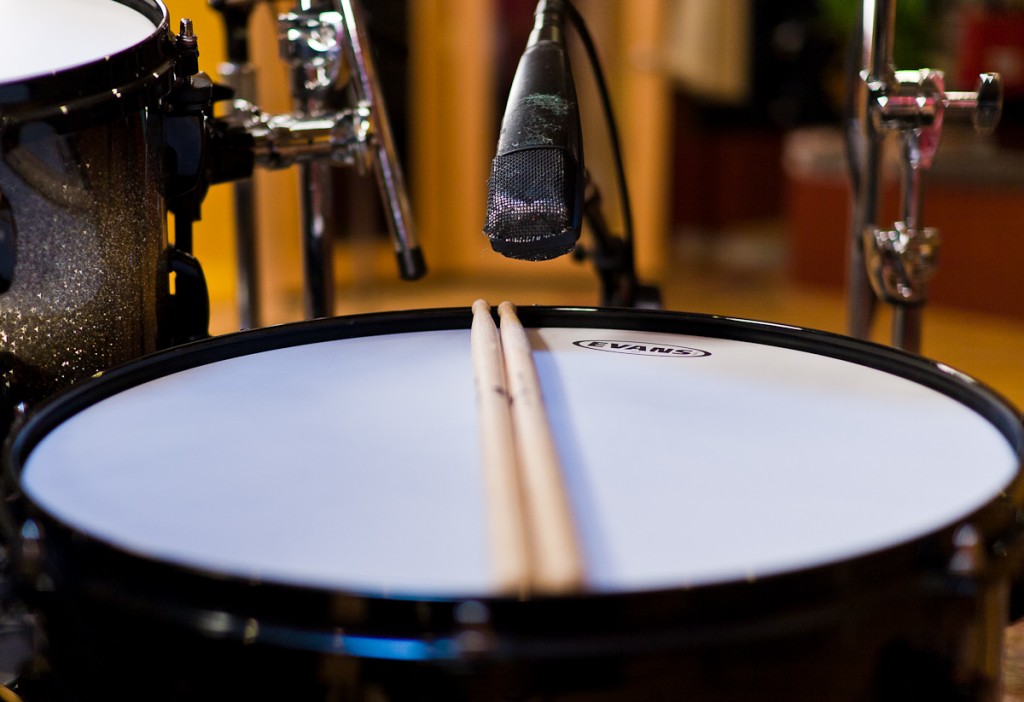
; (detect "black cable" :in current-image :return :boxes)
[563,1,634,253]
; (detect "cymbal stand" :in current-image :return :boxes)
[283,0,425,319]
[334,0,424,283]
[846,0,1001,352]
[279,1,346,319]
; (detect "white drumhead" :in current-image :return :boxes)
[0,0,157,83]
[23,324,1019,596]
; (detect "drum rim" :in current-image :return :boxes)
[0,0,172,124]
[5,305,1024,660]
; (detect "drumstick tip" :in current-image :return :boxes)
[472,299,491,316]
[498,300,517,317]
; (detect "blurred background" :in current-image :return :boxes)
[168,0,1024,407]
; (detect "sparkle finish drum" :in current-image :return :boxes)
[0,0,175,414]
[4,307,1024,701]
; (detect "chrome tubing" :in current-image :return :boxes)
[280,1,345,318]
[846,0,1001,352]
[275,0,424,319]
[845,0,895,343]
[336,0,425,281]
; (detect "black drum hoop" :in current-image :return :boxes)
[5,306,1024,662]
[0,0,172,130]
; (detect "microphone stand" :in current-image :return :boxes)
[575,181,661,308]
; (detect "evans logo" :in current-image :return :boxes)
[573,340,710,358]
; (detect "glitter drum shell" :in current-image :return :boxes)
[0,0,175,414]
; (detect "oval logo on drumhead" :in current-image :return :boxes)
[572,340,710,358]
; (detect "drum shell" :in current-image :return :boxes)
[4,307,1024,701]
[0,0,174,414]
[11,519,1017,702]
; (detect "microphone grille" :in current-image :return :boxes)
[484,147,580,261]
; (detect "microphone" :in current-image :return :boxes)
[484,0,584,261]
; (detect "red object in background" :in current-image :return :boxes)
[958,8,1024,98]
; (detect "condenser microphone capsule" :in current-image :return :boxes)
[483,0,584,262]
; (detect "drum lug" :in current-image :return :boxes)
[453,600,496,657]
[162,248,210,347]
[948,523,986,578]
[12,520,49,594]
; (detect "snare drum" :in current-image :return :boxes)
[5,307,1023,701]
[0,0,177,414]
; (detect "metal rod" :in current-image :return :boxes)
[223,66,262,329]
[232,177,261,328]
[892,304,922,352]
[337,0,425,280]
[300,160,335,319]
[890,124,927,353]
[280,0,341,318]
[847,0,896,341]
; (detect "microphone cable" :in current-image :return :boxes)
[563,2,634,267]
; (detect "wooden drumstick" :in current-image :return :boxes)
[497,301,585,594]
[471,300,531,596]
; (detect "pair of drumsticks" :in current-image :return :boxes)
[471,300,585,596]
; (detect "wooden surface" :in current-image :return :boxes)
[1007,622,1024,700]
